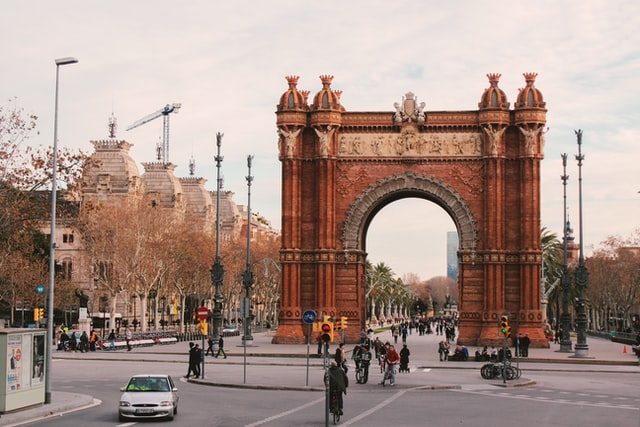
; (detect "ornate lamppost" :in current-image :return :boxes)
[242,155,255,343]
[573,130,590,357]
[210,132,225,347]
[559,153,573,352]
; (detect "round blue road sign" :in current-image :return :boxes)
[35,284,46,295]
[302,309,317,324]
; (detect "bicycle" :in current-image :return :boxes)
[354,351,371,384]
[329,390,341,424]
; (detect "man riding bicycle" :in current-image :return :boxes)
[328,361,349,415]
[381,343,400,386]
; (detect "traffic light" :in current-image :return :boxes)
[499,315,509,337]
[198,320,208,336]
[340,316,348,330]
[321,315,333,342]
[34,308,42,321]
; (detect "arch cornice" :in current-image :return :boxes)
[341,171,477,251]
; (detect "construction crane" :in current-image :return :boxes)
[126,103,181,163]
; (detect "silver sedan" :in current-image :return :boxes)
[119,374,179,421]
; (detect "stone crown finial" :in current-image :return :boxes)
[333,90,343,100]
[319,75,334,88]
[285,75,299,88]
[523,72,538,85]
[487,73,501,87]
[300,90,310,103]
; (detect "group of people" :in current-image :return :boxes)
[57,327,134,352]
[185,336,228,379]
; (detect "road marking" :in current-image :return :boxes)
[455,390,638,411]
[422,368,432,373]
[341,387,415,426]
[116,423,137,427]
[559,391,571,395]
[245,396,324,427]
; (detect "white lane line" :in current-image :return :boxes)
[422,368,432,373]
[245,396,324,427]
[116,423,137,427]
[341,388,413,426]
[456,390,638,411]
[559,391,571,395]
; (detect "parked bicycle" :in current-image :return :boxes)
[480,361,521,380]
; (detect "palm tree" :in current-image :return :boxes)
[541,227,564,324]
[365,262,394,323]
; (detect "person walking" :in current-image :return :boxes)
[205,335,215,356]
[107,329,116,351]
[194,344,202,377]
[89,330,99,351]
[392,325,399,344]
[335,343,347,372]
[399,344,410,373]
[125,327,132,351]
[438,340,450,361]
[215,336,227,359]
[185,342,199,378]
[79,331,89,353]
[521,334,531,357]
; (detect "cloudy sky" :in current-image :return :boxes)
[2,1,639,281]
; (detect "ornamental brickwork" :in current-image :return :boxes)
[274,73,549,348]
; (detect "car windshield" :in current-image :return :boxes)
[126,377,170,392]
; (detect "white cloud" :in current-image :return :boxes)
[2,0,639,279]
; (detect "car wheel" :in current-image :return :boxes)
[166,413,174,421]
[174,404,178,415]
[118,414,126,422]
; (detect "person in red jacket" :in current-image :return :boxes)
[381,343,400,386]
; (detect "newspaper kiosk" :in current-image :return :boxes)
[0,329,46,413]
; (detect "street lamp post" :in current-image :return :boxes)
[559,153,573,352]
[210,133,225,348]
[573,129,590,357]
[242,155,255,344]
[45,56,78,404]
[160,296,166,330]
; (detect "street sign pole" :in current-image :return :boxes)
[301,309,316,388]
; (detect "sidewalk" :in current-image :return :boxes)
[0,392,98,427]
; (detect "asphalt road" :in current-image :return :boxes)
[26,359,640,427]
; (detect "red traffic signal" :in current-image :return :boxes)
[321,322,331,332]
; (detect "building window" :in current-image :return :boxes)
[61,259,73,281]
[63,233,74,244]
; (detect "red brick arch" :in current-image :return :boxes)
[273,75,549,348]
[341,171,477,252]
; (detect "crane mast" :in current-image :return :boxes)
[126,103,181,163]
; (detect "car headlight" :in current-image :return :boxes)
[119,401,131,407]
[159,401,173,407]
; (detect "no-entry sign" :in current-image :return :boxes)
[196,307,209,320]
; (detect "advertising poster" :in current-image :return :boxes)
[32,334,45,385]
[6,334,22,392]
[21,334,32,389]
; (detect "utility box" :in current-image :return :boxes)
[0,329,46,413]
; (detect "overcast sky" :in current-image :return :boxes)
[2,1,639,281]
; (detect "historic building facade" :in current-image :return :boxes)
[51,131,278,322]
[274,73,549,347]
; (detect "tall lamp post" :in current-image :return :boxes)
[242,155,255,344]
[559,153,573,352]
[573,129,590,357]
[210,132,225,347]
[45,56,78,404]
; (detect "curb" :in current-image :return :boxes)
[490,378,537,388]
[187,378,324,392]
[0,393,97,427]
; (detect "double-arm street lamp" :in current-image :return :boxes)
[210,132,225,348]
[45,56,78,404]
[559,153,572,352]
[573,130,590,357]
[242,155,255,344]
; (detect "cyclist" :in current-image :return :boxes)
[381,343,400,386]
[328,361,349,415]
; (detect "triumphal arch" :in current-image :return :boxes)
[273,73,549,348]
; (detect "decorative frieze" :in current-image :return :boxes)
[337,128,482,158]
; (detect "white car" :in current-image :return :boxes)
[119,374,179,421]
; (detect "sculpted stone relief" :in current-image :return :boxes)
[337,128,482,158]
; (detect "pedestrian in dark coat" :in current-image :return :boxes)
[185,342,198,378]
[215,336,227,358]
[521,334,531,357]
[399,344,410,372]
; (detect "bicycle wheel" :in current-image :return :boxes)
[505,366,517,380]
[333,411,340,424]
[480,364,493,379]
[355,368,363,384]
